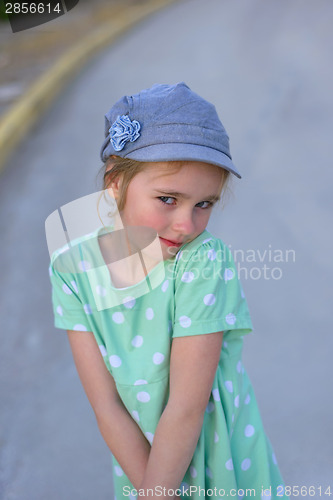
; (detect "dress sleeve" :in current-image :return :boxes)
[172,236,253,339]
[49,256,91,332]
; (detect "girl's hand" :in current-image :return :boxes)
[138,331,224,496]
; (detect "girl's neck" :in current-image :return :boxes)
[98,221,164,289]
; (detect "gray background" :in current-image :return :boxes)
[0,0,332,498]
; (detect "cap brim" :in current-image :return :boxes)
[125,143,241,178]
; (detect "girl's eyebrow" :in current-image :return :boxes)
[154,189,220,202]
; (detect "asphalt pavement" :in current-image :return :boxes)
[0,0,333,499]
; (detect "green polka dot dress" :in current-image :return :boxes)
[49,228,289,500]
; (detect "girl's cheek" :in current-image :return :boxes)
[142,211,166,228]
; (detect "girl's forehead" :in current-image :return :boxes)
[142,161,221,183]
[137,161,224,199]
[145,165,182,183]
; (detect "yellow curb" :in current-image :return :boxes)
[0,0,179,174]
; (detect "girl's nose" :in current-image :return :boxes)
[172,210,196,236]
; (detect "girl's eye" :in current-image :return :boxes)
[157,197,213,209]
[158,196,175,205]
[196,201,213,209]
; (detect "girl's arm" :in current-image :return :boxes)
[67,330,151,489]
[139,331,223,498]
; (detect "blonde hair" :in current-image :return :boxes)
[99,156,231,213]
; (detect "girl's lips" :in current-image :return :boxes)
[159,237,183,247]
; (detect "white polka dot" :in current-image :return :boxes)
[161,280,169,292]
[70,280,78,293]
[114,465,123,477]
[109,355,122,367]
[205,401,215,413]
[96,284,107,297]
[202,237,212,244]
[168,320,172,333]
[225,458,234,471]
[225,313,236,325]
[234,395,240,408]
[48,266,53,277]
[179,315,191,328]
[180,483,189,493]
[225,380,233,393]
[241,458,251,471]
[224,268,235,281]
[205,467,213,479]
[232,414,235,423]
[189,466,197,478]
[134,379,148,385]
[137,391,150,403]
[112,312,124,324]
[214,431,219,443]
[132,410,140,422]
[73,324,87,331]
[181,271,195,283]
[244,424,255,437]
[84,303,92,315]
[203,293,216,306]
[62,284,72,295]
[78,260,91,272]
[176,250,183,261]
[145,432,154,444]
[153,352,165,365]
[56,305,63,316]
[99,345,107,357]
[123,296,136,309]
[223,341,228,348]
[236,360,242,373]
[145,308,154,320]
[240,287,245,298]
[207,249,216,261]
[212,388,220,401]
[131,335,143,348]
[244,393,251,405]
[129,494,136,500]
[272,452,277,465]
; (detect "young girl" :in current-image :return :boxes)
[49,82,289,499]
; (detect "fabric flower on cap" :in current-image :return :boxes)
[109,114,141,152]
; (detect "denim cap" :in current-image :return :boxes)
[100,82,241,178]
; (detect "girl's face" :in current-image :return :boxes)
[111,161,224,260]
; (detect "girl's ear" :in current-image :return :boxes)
[107,173,122,201]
